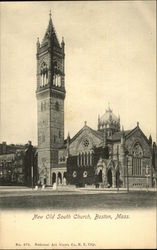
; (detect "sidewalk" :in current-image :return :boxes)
[0,185,156,193]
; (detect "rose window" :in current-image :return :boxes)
[83,171,88,178]
[73,171,77,178]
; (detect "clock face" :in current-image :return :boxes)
[82,138,89,148]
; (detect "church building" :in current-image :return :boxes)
[36,13,156,188]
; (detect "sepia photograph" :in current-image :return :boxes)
[0,1,156,249]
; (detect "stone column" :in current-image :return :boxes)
[102,167,107,187]
[56,173,58,185]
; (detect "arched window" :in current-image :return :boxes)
[132,143,143,176]
[40,62,48,87]
[55,101,59,111]
[53,61,61,87]
[73,171,77,178]
[83,171,88,178]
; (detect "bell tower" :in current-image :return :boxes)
[36,12,65,185]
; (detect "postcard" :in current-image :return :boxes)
[0,1,156,249]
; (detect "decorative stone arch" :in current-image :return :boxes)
[114,162,122,188]
[95,158,108,185]
[107,159,115,171]
[131,141,145,176]
[131,141,144,157]
[63,172,67,185]
[57,172,62,185]
[52,172,56,185]
[107,160,116,188]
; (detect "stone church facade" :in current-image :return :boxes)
[36,13,157,188]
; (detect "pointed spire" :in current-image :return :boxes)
[67,132,70,156]
[61,36,65,44]
[49,9,52,19]
[61,36,65,51]
[41,11,60,47]
[106,102,112,112]
[67,132,70,140]
[149,135,152,145]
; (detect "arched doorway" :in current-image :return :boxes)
[98,169,103,183]
[107,169,112,187]
[63,172,66,185]
[44,178,47,185]
[58,172,62,185]
[52,172,56,185]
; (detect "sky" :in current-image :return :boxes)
[0,1,156,145]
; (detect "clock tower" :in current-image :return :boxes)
[36,12,65,185]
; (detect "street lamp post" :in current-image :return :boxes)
[117,146,119,192]
[31,165,33,190]
[146,165,149,192]
[127,155,129,193]
[28,141,34,189]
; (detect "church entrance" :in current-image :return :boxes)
[98,169,103,183]
[58,172,62,185]
[52,173,56,185]
[44,178,47,185]
[107,169,112,187]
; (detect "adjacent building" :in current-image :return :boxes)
[0,141,37,186]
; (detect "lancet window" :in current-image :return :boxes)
[40,62,48,87]
[132,143,143,176]
[53,61,62,87]
[77,152,93,167]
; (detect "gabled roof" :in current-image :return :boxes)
[70,125,103,144]
[67,124,149,146]
[125,125,149,143]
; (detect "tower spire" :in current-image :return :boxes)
[49,9,52,19]
[41,10,60,47]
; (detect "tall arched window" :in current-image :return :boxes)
[53,61,62,87]
[40,62,48,87]
[132,143,143,176]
